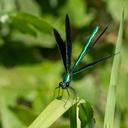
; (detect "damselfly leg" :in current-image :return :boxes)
[64,88,70,107]
[53,86,64,100]
[53,87,59,99]
[69,86,77,103]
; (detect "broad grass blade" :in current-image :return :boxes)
[28,99,77,128]
[103,10,124,128]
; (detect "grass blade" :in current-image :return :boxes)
[103,10,124,128]
[27,98,94,128]
[27,99,77,128]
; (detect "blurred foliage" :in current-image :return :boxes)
[105,0,128,21]
[0,0,127,128]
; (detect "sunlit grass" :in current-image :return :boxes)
[104,10,124,128]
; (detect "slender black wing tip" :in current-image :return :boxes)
[53,28,58,34]
[65,14,70,24]
[53,28,64,44]
[96,23,109,34]
[104,24,110,32]
[105,22,113,31]
[109,51,120,57]
[65,14,71,33]
[53,28,67,70]
[66,14,69,19]
[90,52,119,64]
[106,24,109,29]
[72,52,119,75]
[95,52,119,61]
[65,13,72,71]
[53,28,58,40]
[53,28,60,38]
[90,24,110,48]
[104,25,109,31]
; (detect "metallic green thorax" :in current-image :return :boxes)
[58,73,71,89]
[71,26,99,73]
[63,73,71,84]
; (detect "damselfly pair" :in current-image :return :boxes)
[53,14,114,103]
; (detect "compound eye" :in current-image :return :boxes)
[59,82,63,87]
[66,82,69,87]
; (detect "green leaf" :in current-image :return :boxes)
[0,12,54,47]
[9,12,52,34]
[69,104,77,128]
[79,101,95,128]
[10,17,37,36]
[27,98,95,128]
[28,99,77,128]
[0,12,52,37]
[103,10,124,128]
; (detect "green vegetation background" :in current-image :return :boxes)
[0,0,127,128]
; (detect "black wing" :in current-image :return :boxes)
[53,28,66,70]
[90,25,109,48]
[65,14,72,72]
[72,54,116,75]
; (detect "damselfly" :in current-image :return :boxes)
[53,14,114,103]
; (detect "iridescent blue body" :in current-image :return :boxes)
[53,14,113,99]
[59,26,99,89]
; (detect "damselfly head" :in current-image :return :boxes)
[59,82,69,89]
